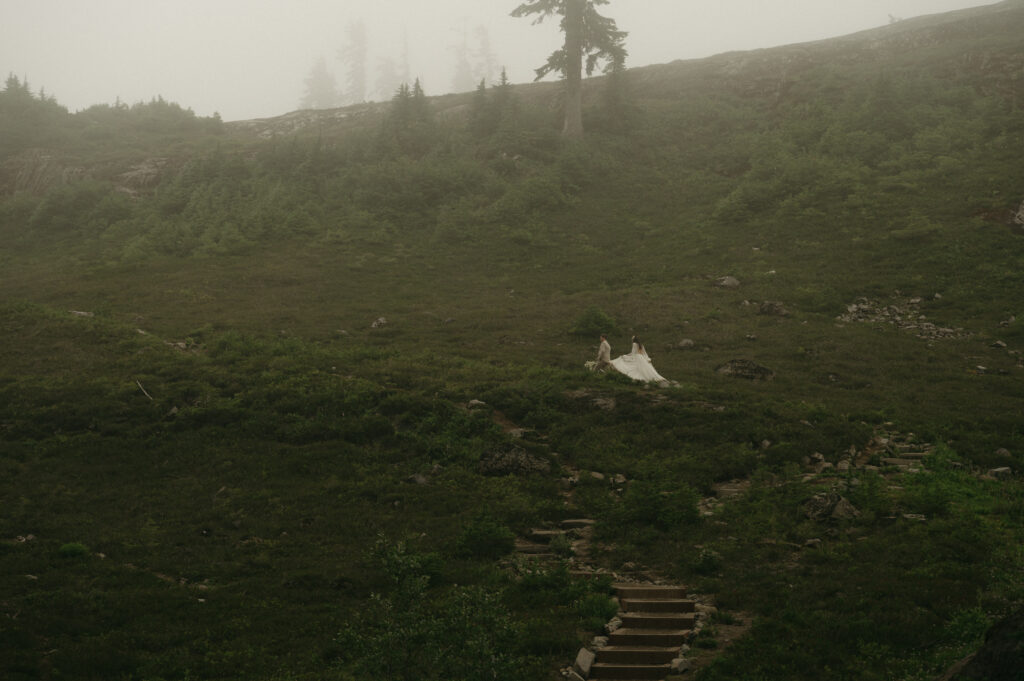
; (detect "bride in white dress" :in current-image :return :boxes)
[610,336,669,384]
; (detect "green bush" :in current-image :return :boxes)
[58,542,89,558]
[454,516,515,560]
[569,306,618,337]
[577,593,614,622]
[613,480,701,532]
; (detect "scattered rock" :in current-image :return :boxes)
[804,538,823,549]
[836,296,969,340]
[370,317,388,328]
[574,648,595,677]
[605,616,623,634]
[987,467,1013,480]
[478,447,551,476]
[759,300,789,316]
[405,474,429,485]
[467,399,488,409]
[69,310,94,317]
[671,658,694,673]
[678,338,696,348]
[715,275,741,288]
[803,492,860,521]
[716,359,775,381]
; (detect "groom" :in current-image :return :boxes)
[595,334,612,371]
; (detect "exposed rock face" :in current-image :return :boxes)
[478,447,551,476]
[228,103,388,139]
[716,359,775,380]
[0,149,87,195]
[116,158,168,196]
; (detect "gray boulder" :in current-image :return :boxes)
[716,275,741,288]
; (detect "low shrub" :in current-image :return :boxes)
[454,516,515,560]
[569,306,618,337]
[58,542,89,558]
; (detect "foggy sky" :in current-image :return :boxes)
[0,0,996,122]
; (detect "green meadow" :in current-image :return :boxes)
[2,4,1024,679]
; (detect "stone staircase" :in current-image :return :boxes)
[583,584,695,680]
[511,520,699,680]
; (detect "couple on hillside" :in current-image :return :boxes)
[592,334,669,384]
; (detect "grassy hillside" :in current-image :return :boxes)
[2,3,1024,680]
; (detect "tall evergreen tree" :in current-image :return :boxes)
[511,0,627,139]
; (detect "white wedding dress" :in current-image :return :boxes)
[610,343,668,383]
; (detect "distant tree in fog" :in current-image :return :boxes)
[376,57,402,101]
[375,33,412,102]
[473,26,499,85]
[511,0,627,138]
[338,20,368,104]
[300,57,339,110]
[452,31,476,94]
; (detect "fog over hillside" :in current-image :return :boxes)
[0,0,996,121]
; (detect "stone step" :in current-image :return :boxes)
[589,662,673,680]
[608,628,688,647]
[621,612,696,629]
[892,450,929,459]
[881,457,921,467]
[514,539,553,554]
[595,645,680,665]
[614,584,687,600]
[619,598,695,613]
[560,518,596,529]
[528,529,566,543]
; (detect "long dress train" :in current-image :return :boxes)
[609,343,668,383]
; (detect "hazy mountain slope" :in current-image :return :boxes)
[1,4,1024,681]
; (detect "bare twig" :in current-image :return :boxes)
[136,380,153,401]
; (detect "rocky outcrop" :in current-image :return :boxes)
[478,447,550,476]
[803,492,861,522]
[836,296,970,341]
[939,607,1024,681]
